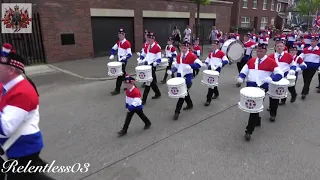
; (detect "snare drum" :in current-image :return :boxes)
[159,58,169,67]
[167,78,188,98]
[267,78,290,99]
[201,70,219,87]
[238,87,265,113]
[135,65,153,82]
[107,62,123,76]
[221,39,245,62]
[286,75,296,87]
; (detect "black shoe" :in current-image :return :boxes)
[161,80,166,84]
[144,123,151,130]
[270,116,276,122]
[290,95,297,103]
[173,113,179,120]
[267,107,270,111]
[183,105,193,110]
[245,133,251,141]
[301,94,306,100]
[279,101,286,106]
[212,94,219,99]
[204,101,210,106]
[117,129,127,136]
[236,83,241,87]
[151,95,161,99]
[111,91,120,96]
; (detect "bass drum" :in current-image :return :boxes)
[221,39,245,62]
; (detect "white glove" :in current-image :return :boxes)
[136,52,140,56]
[237,78,244,84]
[120,56,126,61]
[153,61,158,67]
[262,77,273,84]
[202,63,207,68]
[212,65,217,70]
[109,55,114,60]
[217,62,222,67]
[173,57,177,61]
[162,54,165,57]
[288,70,296,75]
[186,65,192,70]
[167,70,172,75]
[296,67,301,73]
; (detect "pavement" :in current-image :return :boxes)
[33,46,320,180]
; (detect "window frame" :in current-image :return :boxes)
[271,0,275,11]
[253,0,257,9]
[242,0,248,8]
[240,16,251,28]
[260,17,268,29]
[263,0,268,10]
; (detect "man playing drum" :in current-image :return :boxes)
[268,37,297,105]
[168,40,202,120]
[203,40,229,106]
[299,36,320,99]
[237,33,256,73]
[109,29,133,95]
[161,37,177,83]
[237,44,283,141]
[138,32,162,104]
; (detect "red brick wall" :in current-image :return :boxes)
[39,0,232,63]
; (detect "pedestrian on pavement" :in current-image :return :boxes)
[0,50,54,179]
[172,26,181,52]
[237,43,283,141]
[117,74,151,136]
[299,36,320,98]
[109,28,133,95]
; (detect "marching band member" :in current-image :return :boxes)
[303,29,313,48]
[268,38,297,105]
[250,32,257,43]
[161,37,177,83]
[219,33,227,49]
[117,74,152,136]
[138,32,162,104]
[283,45,307,103]
[296,36,305,55]
[140,30,149,88]
[0,51,55,179]
[237,43,283,141]
[192,37,201,77]
[259,30,269,45]
[237,33,256,73]
[299,36,320,99]
[168,40,202,120]
[203,40,229,106]
[228,31,240,40]
[109,28,132,95]
[287,29,297,48]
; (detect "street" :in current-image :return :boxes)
[32,50,320,180]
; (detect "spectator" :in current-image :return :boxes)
[172,26,181,52]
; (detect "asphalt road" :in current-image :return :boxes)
[32,56,320,180]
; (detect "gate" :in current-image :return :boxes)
[0,12,46,65]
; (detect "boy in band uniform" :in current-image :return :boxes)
[237,44,283,141]
[203,40,229,106]
[237,33,256,73]
[138,32,162,104]
[109,29,132,95]
[167,41,202,120]
[161,37,177,83]
[117,74,151,136]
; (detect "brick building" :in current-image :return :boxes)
[225,0,288,31]
[1,0,233,63]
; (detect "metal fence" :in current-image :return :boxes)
[1,12,46,65]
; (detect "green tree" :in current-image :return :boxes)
[192,0,211,38]
[295,0,320,27]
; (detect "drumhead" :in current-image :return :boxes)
[240,87,265,97]
[203,70,220,75]
[270,78,290,85]
[135,65,151,70]
[108,61,122,66]
[167,77,185,86]
[227,40,244,61]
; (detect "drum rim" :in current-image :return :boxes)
[226,40,245,62]
[238,102,264,113]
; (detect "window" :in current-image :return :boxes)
[242,0,248,8]
[271,17,275,25]
[276,3,281,12]
[241,16,251,28]
[271,0,275,10]
[263,0,268,10]
[253,0,257,9]
[261,17,268,29]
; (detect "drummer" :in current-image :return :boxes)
[109,28,133,95]
[237,43,283,141]
[138,32,162,104]
[161,37,177,83]
[237,33,256,74]
[192,37,201,77]
[203,40,229,106]
[268,37,296,106]
[168,40,202,120]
